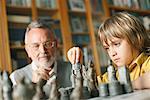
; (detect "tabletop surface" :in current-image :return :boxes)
[89,89,150,100]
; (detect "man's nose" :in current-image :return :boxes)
[39,44,46,53]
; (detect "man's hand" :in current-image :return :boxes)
[32,67,52,83]
[67,47,83,64]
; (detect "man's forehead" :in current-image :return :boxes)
[29,28,53,36]
[27,28,54,42]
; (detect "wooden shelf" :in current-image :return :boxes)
[68,10,86,16]
[10,45,25,49]
[109,5,150,15]
[72,32,89,35]
[8,22,28,29]
[38,8,58,16]
[7,5,32,15]
[92,12,103,16]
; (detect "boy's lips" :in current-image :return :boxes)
[113,58,120,62]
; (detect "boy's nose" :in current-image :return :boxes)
[110,48,117,57]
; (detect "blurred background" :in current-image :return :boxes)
[0,0,149,75]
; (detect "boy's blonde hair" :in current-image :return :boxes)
[98,12,150,53]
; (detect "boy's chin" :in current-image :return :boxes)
[115,63,125,67]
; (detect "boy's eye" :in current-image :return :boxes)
[104,46,109,50]
[114,42,120,47]
[105,47,109,50]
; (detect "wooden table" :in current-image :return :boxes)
[89,89,150,100]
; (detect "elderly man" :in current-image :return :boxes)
[10,19,72,92]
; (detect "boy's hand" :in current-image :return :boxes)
[132,72,150,90]
[67,47,83,64]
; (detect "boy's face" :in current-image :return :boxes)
[25,28,56,67]
[103,37,140,67]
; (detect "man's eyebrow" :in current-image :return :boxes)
[31,43,39,45]
[26,42,40,45]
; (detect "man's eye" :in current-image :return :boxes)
[46,41,51,45]
[45,41,51,47]
[32,44,39,48]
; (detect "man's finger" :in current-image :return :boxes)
[40,72,49,80]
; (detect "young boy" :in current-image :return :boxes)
[67,12,150,90]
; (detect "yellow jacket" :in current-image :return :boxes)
[97,53,150,83]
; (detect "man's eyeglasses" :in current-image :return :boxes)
[27,41,56,50]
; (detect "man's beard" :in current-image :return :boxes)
[34,56,56,68]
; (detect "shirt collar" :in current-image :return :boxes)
[129,52,148,71]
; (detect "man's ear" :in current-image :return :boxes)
[54,39,58,48]
[25,45,31,58]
